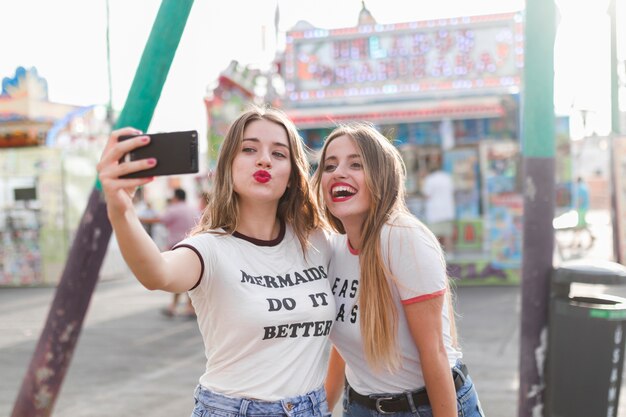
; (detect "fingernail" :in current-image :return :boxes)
[141,136,150,143]
[148,158,157,165]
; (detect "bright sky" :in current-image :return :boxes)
[1,0,622,140]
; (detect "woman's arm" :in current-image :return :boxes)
[324,346,346,410]
[97,128,201,293]
[403,296,457,417]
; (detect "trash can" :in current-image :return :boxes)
[545,260,626,417]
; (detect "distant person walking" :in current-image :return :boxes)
[573,176,594,248]
[141,188,199,317]
[422,161,455,253]
[133,188,158,238]
[574,176,590,228]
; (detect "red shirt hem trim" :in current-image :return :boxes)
[401,288,447,305]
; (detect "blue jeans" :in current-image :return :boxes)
[191,385,332,417]
[342,363,485,417]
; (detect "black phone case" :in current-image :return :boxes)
[119,130,199,178]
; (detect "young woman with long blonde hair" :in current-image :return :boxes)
[97,106,335,417]
[314,123,484,417]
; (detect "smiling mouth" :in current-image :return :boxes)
[331,185,357,201]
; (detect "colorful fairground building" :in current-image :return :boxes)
[3,5,614,287]
[0,66,110,286]
[205,4,585,285]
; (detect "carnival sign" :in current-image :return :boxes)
[284,12,523,104]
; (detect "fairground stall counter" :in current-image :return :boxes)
[0,67,110,286]
[278,11,528,284]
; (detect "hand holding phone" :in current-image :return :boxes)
[119,130,199,178]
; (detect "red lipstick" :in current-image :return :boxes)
[253,170,271,183]
[330,182,357,202]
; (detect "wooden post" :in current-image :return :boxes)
[11,2,194,416]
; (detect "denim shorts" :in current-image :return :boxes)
[342,362,485,417]
[191,385,332,417]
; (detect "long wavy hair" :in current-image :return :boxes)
[312,123,453,370]
[192,106,322,251]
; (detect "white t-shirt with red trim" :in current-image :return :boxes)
[328,213,461,394]
[175,226,334,401]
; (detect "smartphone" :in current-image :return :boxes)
[119,130,199,178]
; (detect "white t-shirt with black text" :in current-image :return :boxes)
[329,214,462,394]
[175,225,334,401]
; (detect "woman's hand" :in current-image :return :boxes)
[97,127,156,215]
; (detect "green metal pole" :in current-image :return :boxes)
[11,2,194,416]
[113,1,194,131]
[518,0,556,415]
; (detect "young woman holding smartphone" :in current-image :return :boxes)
[97,106,334,417]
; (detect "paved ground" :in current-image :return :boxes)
[0,273,520,417]
[1,210,624,416]
[0,276,525,417]
[4,274,626,417]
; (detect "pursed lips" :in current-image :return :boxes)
[253,170,271,183]
[330,182,357,202]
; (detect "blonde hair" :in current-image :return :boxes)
[192,106,322,251]
[313,122,454,370]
